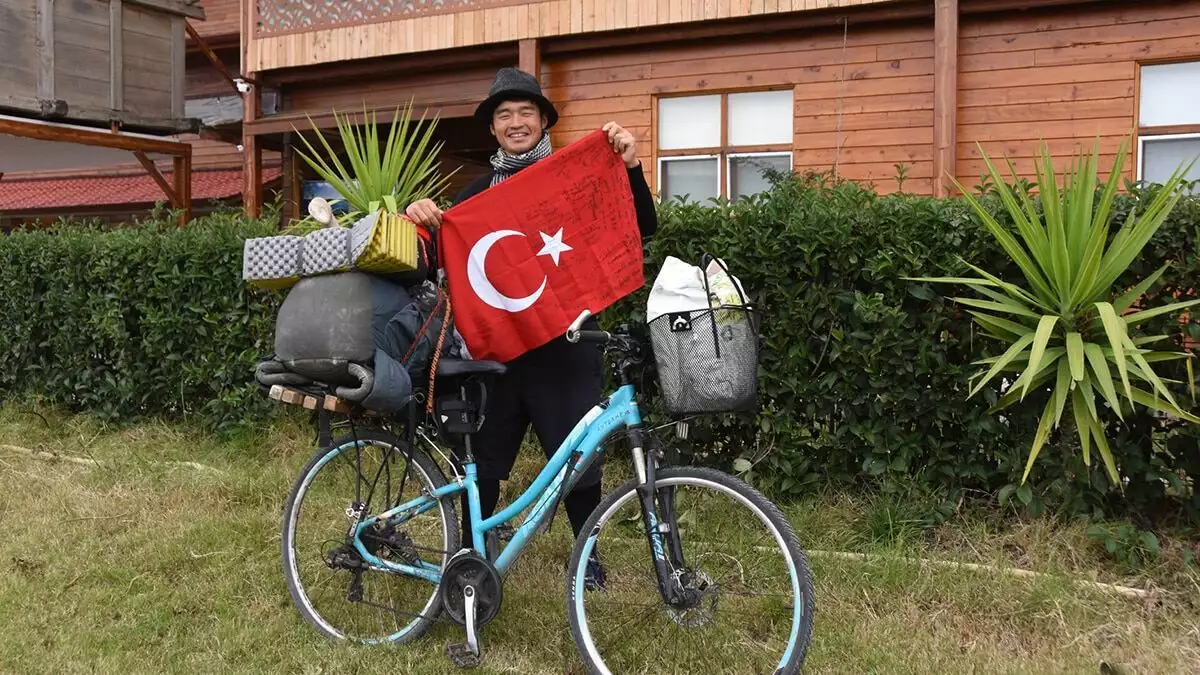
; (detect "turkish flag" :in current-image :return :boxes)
[438,129,645,363]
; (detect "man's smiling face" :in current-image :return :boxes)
[491,99,546,155]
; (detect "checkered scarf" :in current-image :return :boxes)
[489,132,553,187]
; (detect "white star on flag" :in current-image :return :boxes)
[536,228,573,266]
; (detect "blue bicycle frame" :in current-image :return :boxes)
[346,382,643,584]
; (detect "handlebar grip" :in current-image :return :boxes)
[575,330,611,344]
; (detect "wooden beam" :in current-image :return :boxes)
[35,0,54,105]
[959,0,1111,13]
[261,44,513,86]
[243,102,477,136]
[933,0,959,198]
[519,39,541,81]
[171,16,186,120]
[133,151,179,204]
[0,115,192,156]
[185,21,243,94]
[242,70,263,218]
[110,0,123,112]
[174,153,192,226]
[1,93,198,132]
[281,131,300,226]
[124,0,205,19]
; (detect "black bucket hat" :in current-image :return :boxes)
[474,67,559,130]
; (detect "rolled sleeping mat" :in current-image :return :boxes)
[335,363,374,401]
[255,359,314,387]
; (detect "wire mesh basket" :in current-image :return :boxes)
[647,255,760,416]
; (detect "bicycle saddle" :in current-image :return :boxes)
[436,358,507,378]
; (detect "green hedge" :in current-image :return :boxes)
[0,209,284,435]
[1,174,1196,525]
[605,170,1200,526]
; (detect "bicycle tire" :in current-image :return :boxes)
[281,427,460,645]
[565,466,815,674]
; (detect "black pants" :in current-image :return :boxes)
[460,334,605,546]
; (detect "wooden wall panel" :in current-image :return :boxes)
[248,0,900,72]
[185,48,241,98]
[191,0,241,39]
[955,1,1200,186]
[187,135,279,170]
[283,65,499,120]
[545,21,935,195]
[0,0,37,103]
[253,0,1200,199]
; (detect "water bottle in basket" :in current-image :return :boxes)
[646,253,760,416]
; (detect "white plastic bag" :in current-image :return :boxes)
[646,256,711,323]
[705,258,747,308]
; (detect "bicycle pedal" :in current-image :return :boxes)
[445,642,481,669]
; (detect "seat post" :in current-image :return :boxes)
[459,383,476,464]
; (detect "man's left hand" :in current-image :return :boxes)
[602,121,639,169]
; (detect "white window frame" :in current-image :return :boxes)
[1136,60,1200,189]
[1136,131,1200,186]
[726,151,794,200]
[658,154,722,203]
[654,89,794,202]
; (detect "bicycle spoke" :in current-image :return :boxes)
[570,469,813,674]
[283,432,458,645]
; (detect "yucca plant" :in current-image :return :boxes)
[292,100,457,222]
[910,136,1200,488]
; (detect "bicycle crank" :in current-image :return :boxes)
[441,550,502,669]
[445,585,480,668]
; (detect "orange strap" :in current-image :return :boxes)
[425,294,452,415]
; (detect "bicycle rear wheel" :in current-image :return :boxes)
[565,466,814,674]
[281,428,460,645]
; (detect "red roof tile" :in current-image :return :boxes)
[0,168,282,211]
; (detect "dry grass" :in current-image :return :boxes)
[0,401,1198,674]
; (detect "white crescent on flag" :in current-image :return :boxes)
[466,228,575,313]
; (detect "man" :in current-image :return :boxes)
[405,67,658,590]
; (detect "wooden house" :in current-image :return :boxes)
[232,0,1200,223]
[0,0,277,228]
[6,0,1200,227]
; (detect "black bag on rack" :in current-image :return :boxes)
[257,271,464,414]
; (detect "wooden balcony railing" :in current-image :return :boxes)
[254,0,539,37]
[246,0,906,72]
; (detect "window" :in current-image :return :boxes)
[1137,61,1200,192]
[656,89,793,203]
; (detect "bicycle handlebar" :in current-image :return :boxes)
[565,309,641,354]
[566,309,615,344]
[573,329,613,344]
[565,309,592,342]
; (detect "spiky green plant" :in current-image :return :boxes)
[910,137,1200,487]
[292,101,457,220]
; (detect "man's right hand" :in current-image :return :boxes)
[405,198,443,228]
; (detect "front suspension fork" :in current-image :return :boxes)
[629,429,687,605]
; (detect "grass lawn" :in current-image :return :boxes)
[1,402,1197,674]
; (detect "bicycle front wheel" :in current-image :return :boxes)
[566,466,815,674]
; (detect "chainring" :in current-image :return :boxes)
[439,551,503,628]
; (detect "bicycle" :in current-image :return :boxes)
[272,308,816,673]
